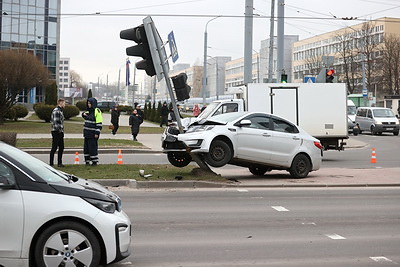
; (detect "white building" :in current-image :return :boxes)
[58,57,70,93]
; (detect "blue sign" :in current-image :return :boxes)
[304,76,316,83]
[168,31,179,63]
[362,88,368,97]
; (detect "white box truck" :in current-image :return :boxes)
[182,83,348,151]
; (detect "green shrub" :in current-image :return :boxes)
[75,100,87,111]
[119,105,133,114]
[12,105,29,121]
[35,104,54,122]
[4,107,17,121]
[63,105,80,120]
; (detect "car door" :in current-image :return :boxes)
[235,114,272,162]
[269,117,302,164]
[0,160,24,258]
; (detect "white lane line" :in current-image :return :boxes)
[271,206,289,211]
[370,256,396,264]
[237,189,249,192]
[325,234,346,240]
[301,222,316,226]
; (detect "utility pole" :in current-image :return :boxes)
[268,0,275,83]
[243,0,253,85]
[277,0,284,81]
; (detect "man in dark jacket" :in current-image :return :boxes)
[136,104,144,123]
[129,109,141,141]
[50,98,65,167]
[160,102,169,127]
[110,104,120,135]
[82,98,103,166]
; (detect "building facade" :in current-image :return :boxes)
[58,57,70,91]
[0,0,61,104]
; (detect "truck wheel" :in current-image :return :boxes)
[34,221,101,267]
[249,166,271,176]
[289,154,311,178]
[167,152,192,167]
[205,140,232,167]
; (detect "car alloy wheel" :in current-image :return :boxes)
[34,221,101,267]
[205,140,232,167]
[167,151,192,167]
[289,154,311,178]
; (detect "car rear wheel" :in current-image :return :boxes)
[34,221,101,267]
[205,140,232,167]
[289,154,311,178]
[167,151,192,167]
[249,166,271,176]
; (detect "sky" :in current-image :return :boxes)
[60,0,400,85]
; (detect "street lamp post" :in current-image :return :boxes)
[202,16,220,105]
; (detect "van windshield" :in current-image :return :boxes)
[347,106,356,115]
[373,109,395,118]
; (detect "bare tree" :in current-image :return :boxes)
[381,34,400,95]
[303,55,324,76]
[334,30,359,94]
[70,70,86,88]
[0,49,49,123]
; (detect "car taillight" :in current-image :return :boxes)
[314,141,323,150]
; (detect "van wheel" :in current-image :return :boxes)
[34,221,101,267]
[167,152,192,167]
[205,140,232,167]
[289,154,311,178]
[394,131,399,136]
[370,125,377,135]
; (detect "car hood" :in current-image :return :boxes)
[50,175,119,203]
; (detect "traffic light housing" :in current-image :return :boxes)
[171,73,191,101]
[326,69,335,83]
[120,25,156,77]
[280,74,288,83]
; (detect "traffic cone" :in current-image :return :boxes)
[117,149,123,165]
[74,152,80,165]
[370,148,377,163]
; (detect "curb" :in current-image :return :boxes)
[92,179,400,189]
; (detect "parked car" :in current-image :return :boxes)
[97,101,116,112]
[355,107,399,135]
[162,112,323,178]
[0,142,131,267]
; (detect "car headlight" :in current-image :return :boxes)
[186,125,215,133]
[375,120,382,125]
[84,198,117,214]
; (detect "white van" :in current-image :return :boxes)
[355,107,399,135]
[347,99,357,122]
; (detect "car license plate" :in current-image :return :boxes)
[386,128,393,130]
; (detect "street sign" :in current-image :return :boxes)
[168,31,179,63]
[362,88,368,97]
[304,76,316,83]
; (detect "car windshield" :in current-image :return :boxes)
[347,105,356,115]
[372,109,395,118]
[1,143,69,184]
[197,102,219,119]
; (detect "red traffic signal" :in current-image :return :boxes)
[326,69,335,83]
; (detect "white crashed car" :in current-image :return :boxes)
[162,112,323,178]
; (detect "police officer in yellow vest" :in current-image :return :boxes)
[82,98,103,166]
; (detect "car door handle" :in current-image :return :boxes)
[262,133,271,137]
[292,136,301,140]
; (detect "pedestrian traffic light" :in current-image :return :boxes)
[171,72,191,101]
[326,69,335,83]
[281,73,288,83]
[120,25,156,77]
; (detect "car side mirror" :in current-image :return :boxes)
[239,119,251,127]
[0,175,16,190]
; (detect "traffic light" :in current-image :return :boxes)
[326,69,335,83]
[171,72,191,101]
[120,25,156,77]
[280,73,288,83]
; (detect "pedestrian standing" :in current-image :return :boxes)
[50,98,65,167]
[136,104,144,123]
[110,104,120,135]
[193,103,201,117]
[82,98,103,166]
[201,104,207,112]
[168,104,183,124]
[129,109,141,141]
[160,102,169,127]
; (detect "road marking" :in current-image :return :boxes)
[237,189,248,192]
[370,256,396,263]
[325,234,346,240]
[271,206,289,211]
[301,222,316,226]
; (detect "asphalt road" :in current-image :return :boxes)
[110,187,400,267]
